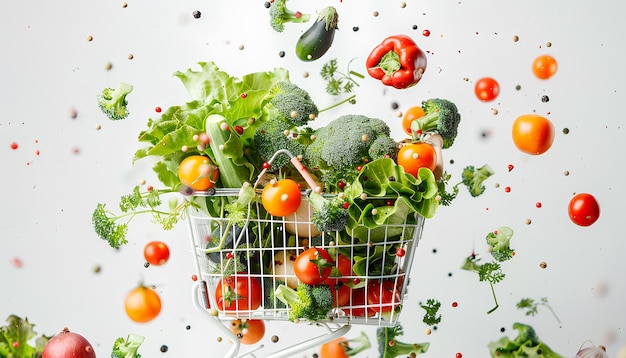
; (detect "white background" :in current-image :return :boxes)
[2,0,625,357]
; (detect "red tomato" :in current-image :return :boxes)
[261,179,302,217]
[397,142,437,177]
[215,274,262,311]
[342,288,375,317]
[568,193,600,227]
[532,54,558,80]
[366,280,402,313]
[332,254,353,283]
[293,247,335,285]
[401,106,426,135]
[143,241,170,266]
[511,114,555,155]
[324,280,351,307]
[229,319,265,345]
[177,155,219,191]
[474,77,500,102]
[124,285,162,323]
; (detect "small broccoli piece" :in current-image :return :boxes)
[274,283,334,322]
[268,0,311,33]
[263,279,287,309]
[368,135,399,161]
[488,322,565,358]
[98,82,133,120]
[409,98,461,148]
[377,324,430,358]
[307,191,349,232]
[223,182,257,227]
[267,81,319,126]
[486,226,514,262]
[211,252,247,277]
[303,114,394,190]
[111,333,145,358]
[462,164,495,197]
[253,119,306,171]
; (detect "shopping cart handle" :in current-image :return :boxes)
[264,323,352,358]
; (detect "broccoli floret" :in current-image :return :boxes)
[307,191,349,232]
[111,333,144,358]
[409,98,461,148]
[486,226,514,262]
[462,164,495,197]
[268,0,311,33]
[377,324,430,358]
[274,283,334,322]
[253,118,306,171]
[97,82,133,120]
[303,114,394,190]
[267,81,319,127]
[264,278,287,309]
[488,322,565,358]
[368,135,399,161]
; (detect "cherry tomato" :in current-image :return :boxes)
[342,288,376,317]
[143,241,170,266]
[532,54,558,80]
[568,193,600,227]
[177,155,219,191]
[124,285,162,323]
[293,247,334,285]
[261,179,302,217]
[229,319,265,345]
[474,77,500,102]
[397,142,437,177]
[511,114,555,155]
[366,280,401,313]
[401,106,426,135]
[215,274,262,311]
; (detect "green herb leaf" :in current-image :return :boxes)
[421,299,442,326]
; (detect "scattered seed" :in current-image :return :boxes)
[121,2,128,8]
[139,178,146,185]
[512,35,519,42]
[95,124,102,130]
[412,24,418,30]
[87,35,93,41]
[93,264,101,273]
[373,10,379,17]
[192,10,201,19]
[127,54,134,60]
[400,2,407,8]
[278,50,285,58]
[425,328,432,335]
[352,26,359,32]
[271,335,279,343]
[525,218,532,225]
[10,142,18,150]
[160,345,168,353]
[216,336,223,342]
[70,108,78,118]
[504,186,511,193]
[105,62,113,70]
[562,128,569,134]
[536,202,542,208]
[540,261,547,269]
[422,29,431,37]
[264,1,271,9]
[546,41,552,47]
[452,301,458,307]
[144,262,150,268]
[491,108,499,115]
[515,84,522,90]
[564,170,570,176]
[238,44,244,50]
[302,71,309,78]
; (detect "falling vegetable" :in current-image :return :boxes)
[295,6,339,62]
[366,34,427,89]
[42,327,96,358]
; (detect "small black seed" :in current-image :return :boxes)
[271,335,279,343]
[264,1,271,8]
[541,95,549,103]
[562,128,569,134]
[144,262,150,268]
[160,345,168,353]
[192,10,201,19]
[412,25,418,30]
[500,327,506,332]
[515,84,522,90]
[352,26,359,32]
[391,102,399,110]
[186,325,191,330]
[278,51,285,57]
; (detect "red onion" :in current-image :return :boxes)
[42,327,96,358]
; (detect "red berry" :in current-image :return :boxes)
[262,162,270,169]
[147,185,154,192]
[396,247,406,257]
[422,29,431,37]
[456,353,463,358]
[240,93,247,98]
[452,301,458,307]
[504,186,511,193]
[234,125,244,135]
[191,274,198,281]
[536,202,542,208]
[155,106,162,113]
[10,142,18,150]
[507,164,514,172]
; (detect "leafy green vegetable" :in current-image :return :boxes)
[320,58,363,96]
[461,254,505,314]
[486,226,515,262]
[274,283,333,322]
[111,333,145,358]
[421,299,442,326]
[488,322,564,358]
[517,297,561,324]
[0,315,49,358]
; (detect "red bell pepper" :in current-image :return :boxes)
[366,35,427,89]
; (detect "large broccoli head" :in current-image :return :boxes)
[253,118,306,171]
[303,114,397,190]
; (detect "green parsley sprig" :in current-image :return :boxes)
[461,254,506,314]
[420,298,442,326]
[517,297,561,324]
[320,58,363,96]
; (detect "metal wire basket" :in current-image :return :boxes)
[186,151,426,357]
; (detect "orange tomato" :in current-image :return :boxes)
[511,114,555,155]
[532,55,558,80]
[397,142,437,177]
[401,106,426,135]
[177,155,219,191]
[229,319,265,345]
[124,285,162,323]
[261,179,302,217]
